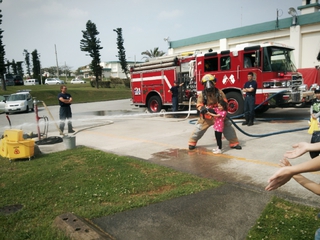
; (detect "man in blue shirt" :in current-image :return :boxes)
[58,85,75,134]
[242,72,257,126]
[168,81,184,117]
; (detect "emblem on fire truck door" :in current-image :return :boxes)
[134,87,141,95]
[222,74,236,85]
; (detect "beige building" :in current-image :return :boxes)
[168,0,320,69]
[80,61,137,79]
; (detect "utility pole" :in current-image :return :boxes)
[65,61,67,82]
[38,53,42,84]
[55,44,59,78]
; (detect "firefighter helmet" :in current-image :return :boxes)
[202,74,217,91]
[201,74,217,84]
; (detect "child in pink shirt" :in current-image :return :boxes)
[208,100,228,154]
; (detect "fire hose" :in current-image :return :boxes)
[189,90,310,138]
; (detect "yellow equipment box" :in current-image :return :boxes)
[3,129,24,142]
[6,139,35,161]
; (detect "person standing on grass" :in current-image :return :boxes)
[207,100,228,154]
[58,85,75,134]
[168,81,184,117]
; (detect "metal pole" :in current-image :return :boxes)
[55,44,59,77]
[33,98,41,140]
[39,54,42,84]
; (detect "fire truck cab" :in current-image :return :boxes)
[130,42,314,117]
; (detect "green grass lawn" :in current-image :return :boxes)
[0,83,132,106]
[0,146,222,239]
[247,197,320,239]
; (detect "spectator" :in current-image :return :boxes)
[242,72,257,126]
[168,81,184,118]
[58,85,75,135]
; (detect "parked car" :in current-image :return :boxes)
[25,79,39,86]
[4,91,34,114]
[70,78,86,84]
[45,78,65,85]
[13,75,24,86]
[3,74,14,86]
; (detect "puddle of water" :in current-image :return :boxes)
[73,109,145,116]
[149,148,231,179]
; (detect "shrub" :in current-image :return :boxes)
[90,79,111,88]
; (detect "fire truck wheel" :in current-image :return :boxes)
[225,92,244,117]
[147,96,162,113]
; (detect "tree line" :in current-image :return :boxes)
[0,3,166,90]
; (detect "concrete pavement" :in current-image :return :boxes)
[2,99,319,239]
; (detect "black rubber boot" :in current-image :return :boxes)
[189,145,196,150]
[242,116,249,125]
[248,116,254,126]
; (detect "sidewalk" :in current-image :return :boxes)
[93,184,271,240]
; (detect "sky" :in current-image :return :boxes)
[1,0,303,71]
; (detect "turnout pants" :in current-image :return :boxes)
[188,117,239,148]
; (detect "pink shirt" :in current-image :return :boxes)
[213,107,227,132]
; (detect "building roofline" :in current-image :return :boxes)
[170,11,320,49]
[298,3,320,10]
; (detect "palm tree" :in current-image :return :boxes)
[141,47,165,61]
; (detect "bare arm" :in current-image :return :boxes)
[283,142,320,159]
[292,174,320,195]
[279,158,320,195]
[59,97,72,104]
[265,156,320,191]
[243,87,254,92]
[207,112,220,117]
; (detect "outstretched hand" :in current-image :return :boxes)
[283,142,308,159]
[265,167,293,191]
[279,158,292,167]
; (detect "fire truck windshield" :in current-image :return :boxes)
[263,47,297,72]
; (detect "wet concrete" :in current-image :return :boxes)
[73,109,146,117]
[149,148,252,185]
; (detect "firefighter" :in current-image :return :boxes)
[188,74,242,150]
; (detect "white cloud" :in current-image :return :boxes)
[157,10,184,20]
[68,8,89,19]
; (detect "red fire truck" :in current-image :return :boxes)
[130,42,314,117]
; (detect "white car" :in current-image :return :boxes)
[45,78,65,85]
[70,79,86,84]
[5,91,34,113]
[25,79,39,86]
